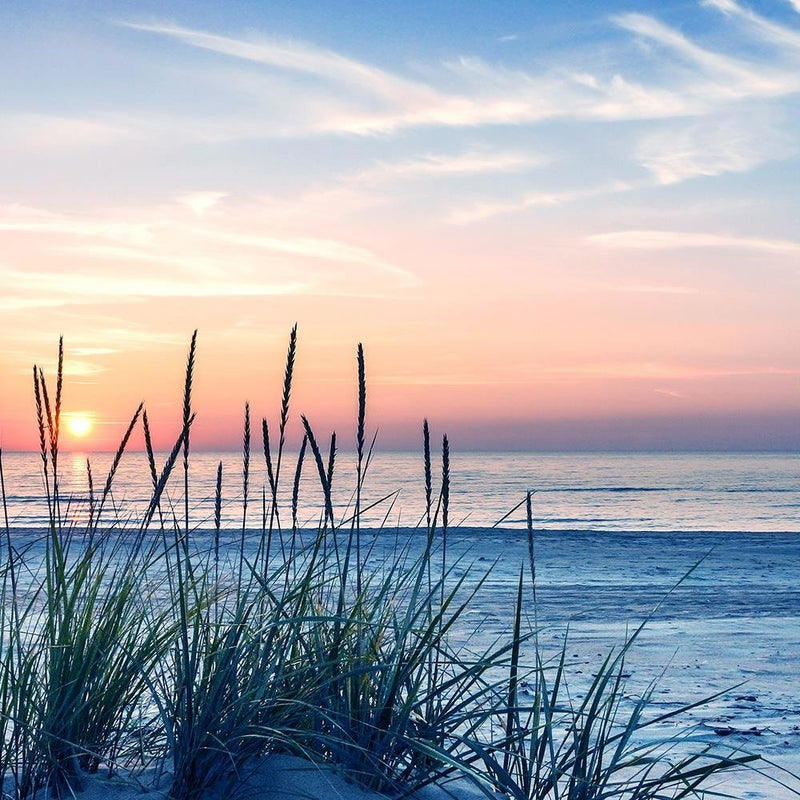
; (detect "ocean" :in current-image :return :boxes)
[3,449,799,533]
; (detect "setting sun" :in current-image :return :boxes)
[64,412,93,438]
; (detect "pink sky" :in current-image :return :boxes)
[1,1,799,451]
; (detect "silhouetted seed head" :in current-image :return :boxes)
[292,435,308,526]
[301,415,334,526]
[280,325,297,439]
[423,420,432,521]
[357,343,366,462]
[214,461,223,534]
[54,337,63,449]
[100,403,144,511]
[182,331,197,467]
[33,367,48,468]
[327,431,337,492]
[242,402,251,505]
[144,412,195,529]
[86,459,93,493]
[441,434,450,531]
[262,418,276,497]
[38,367,56,460]
[142,409,158,491]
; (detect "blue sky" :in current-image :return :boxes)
[1,1,798,450]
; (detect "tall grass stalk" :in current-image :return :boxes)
[260,324,297,573]
[355,343,366,598]
[423,420,432,530]
[182,331,197,530]
[239,402,251,589]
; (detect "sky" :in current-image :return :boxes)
[1,0,799,452]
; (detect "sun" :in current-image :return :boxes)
[65,412,94,438]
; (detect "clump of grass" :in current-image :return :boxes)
[0,330,792,800]
[473,575,759,799]
[290,524,499,794]
[3,353,177,799]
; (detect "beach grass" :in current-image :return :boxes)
[0,331,786,800]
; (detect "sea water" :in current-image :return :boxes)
[3,449,799,532]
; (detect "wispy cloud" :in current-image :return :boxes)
[0,200,420,311]
[5,269,307,300]
[0,204,416,279]
[588,229,800,255]
[0,205,154,244]
[445,190,576,225]
[545,361,799,380]
[199,228,413,279]
[107,3,800,171]
[123,21,440,109]
[654,388,689,399]
[615,284,700,295]
[121,17,756,139]
[351,150,546,182]
[439,55,698,123]
[0,325,190,376]
[636,114,795,184]
[5,6,794,162]
[703,0,800,49]
[0,114,142,152]
[124,21,471,136]
[446,181,637,225]
[175,191,228,214]
[613,12,798,99]
[0,296,72,312]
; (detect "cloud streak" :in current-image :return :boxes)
[613,12,799,99]
[0,200,420,311]
[351,150,546,182]
[124,21,441,109]
[123,12,800,140]
[636,114,795,184]
[1,114,142,151]
[703,0,800,49]
[6,269,307,300]
[545,361,799,380]
[589,230,800,255]
[446,181,638,225]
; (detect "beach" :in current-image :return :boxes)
[2,450,798,799]
[447,528,800,800]
[3,525,798,799]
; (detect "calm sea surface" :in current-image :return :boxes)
[1,450,798,532]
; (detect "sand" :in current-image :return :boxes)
[66,755,496,800]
